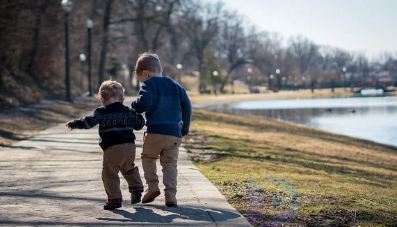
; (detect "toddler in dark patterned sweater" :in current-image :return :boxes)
[66,80,145,210]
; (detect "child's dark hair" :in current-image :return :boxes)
[135,52,163,75]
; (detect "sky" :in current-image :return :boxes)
[223,0,397,57]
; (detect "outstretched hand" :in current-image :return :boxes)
[65,122,73,131]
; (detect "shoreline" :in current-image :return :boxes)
[220,108,397,150]
[183,108,397,227]
[191,91,397,149]
[188,88,397,105]
[195,105,397,150]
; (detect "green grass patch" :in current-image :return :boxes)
[183,109,397,227]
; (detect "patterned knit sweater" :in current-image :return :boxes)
[68,102,145,150]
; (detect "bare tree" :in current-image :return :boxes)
[215,10,249,92]
[288,36,319,75]
[164,0,193,65]
[97,0,114,87]
[288,36,319,92]
[182,1,223,88]
[355,53,370,82]
[379,52,397,86]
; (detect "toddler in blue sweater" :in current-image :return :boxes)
[132,52,192,207]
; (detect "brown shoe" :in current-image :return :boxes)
[165,194,177,207]
[142,187,160,204]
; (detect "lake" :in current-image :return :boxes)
[206,96,397,147]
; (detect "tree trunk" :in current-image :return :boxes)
[218,72,231,93]
[129,63,134,88]
[219,60,249,93]
[89,0,98,18]
[98,0,113,88]
[311,80,315,93]
[198,56,205,93]
[27,0,49,74]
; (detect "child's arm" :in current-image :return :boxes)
[180,87,192,136]
[131,82,153,113]
[130,108,145,130]
[66,110,101,130]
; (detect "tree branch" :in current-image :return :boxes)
[110,16,157,24]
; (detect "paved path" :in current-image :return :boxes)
[0,122,247,226]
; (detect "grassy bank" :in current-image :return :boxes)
[189,88,353,104]
[183,108,397,227]
[189,88,397,104]
[0,97,101,146]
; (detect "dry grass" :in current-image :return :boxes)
[189,88,355,104]
[183,108,397,227]
[180,75,200,92]
[0,97,101,146]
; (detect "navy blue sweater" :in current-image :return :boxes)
[68,102,145,150]
[131,76,192,138]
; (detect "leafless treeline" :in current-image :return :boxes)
[1,0,397,105]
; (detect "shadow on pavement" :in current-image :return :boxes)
[1,205,241,226]
[0,145,36,149]
[30,138,98,145]
[0,129,25,142]
[96,204,241,224]
[0,191,103,203]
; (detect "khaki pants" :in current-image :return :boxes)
[102,143,143,200]
[141,133,182,197]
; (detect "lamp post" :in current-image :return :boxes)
[86,18,93,96]
[247,68,253,92]
[269,74,274,91]
[276,69,281,91]
[79,53,86,93]
[176,63,182,84]
[342,67,347,92]
[61,0,73,102]
[213,70,219,96]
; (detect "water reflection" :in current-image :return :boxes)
[208,97,397,147]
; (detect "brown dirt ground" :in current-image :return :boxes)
[0,97,101,146]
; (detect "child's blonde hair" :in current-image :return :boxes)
[98,80,124,101]
[135,52,163,75]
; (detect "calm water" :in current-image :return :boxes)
[211,97,397,147]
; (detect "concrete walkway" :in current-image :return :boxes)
[0,123,247,226]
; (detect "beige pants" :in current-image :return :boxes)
[102,143,143,200]
[141,133,182,197]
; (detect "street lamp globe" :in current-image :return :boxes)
[86,19,93,29]
[247,68,252,73]
[342,67,347,72]
[213,71,219,77]
[276,69,281,74]
[176,64,183,70]
[155,5,163,11]
[270,74,274,79]
[79,53,86,62]
[61,0,73,13]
